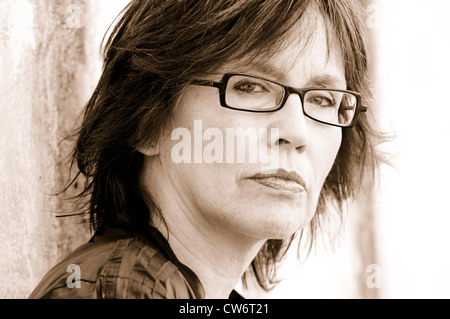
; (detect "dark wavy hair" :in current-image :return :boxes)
[67,0,386,291]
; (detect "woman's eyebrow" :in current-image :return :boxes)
[220,61,346,88]
[227,60,289,81]
[307,74,346,89]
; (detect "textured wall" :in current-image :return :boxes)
[0,0,129,298]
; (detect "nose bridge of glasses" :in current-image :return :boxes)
[278,86,310,119]
[282,86,306,106]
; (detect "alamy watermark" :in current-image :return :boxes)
[66,264,81,289]
[66,4,82,29]
[171,120,280,171]
[366,264,381,289]
[366,3,381,29]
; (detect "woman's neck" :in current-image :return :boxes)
[159,216,265,298]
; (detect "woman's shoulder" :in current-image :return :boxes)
[28,228,203,299]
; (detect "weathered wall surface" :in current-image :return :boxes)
[0,0,129,298]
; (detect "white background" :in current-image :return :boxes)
[374,0,450,298]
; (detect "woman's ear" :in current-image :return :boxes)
[137,142,160,157]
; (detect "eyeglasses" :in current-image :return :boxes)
[192,73,367,128]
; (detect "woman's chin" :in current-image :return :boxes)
[235,209,313,241]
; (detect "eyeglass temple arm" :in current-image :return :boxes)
[191,79,221,88]
[342,105,367,112]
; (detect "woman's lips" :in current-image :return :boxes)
[252,177,306,193]
[250,169,308,194]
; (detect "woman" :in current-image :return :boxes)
[30,0,383,299]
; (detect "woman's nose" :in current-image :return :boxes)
[267,93,309,153]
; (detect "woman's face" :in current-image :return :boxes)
[145,13,344,241]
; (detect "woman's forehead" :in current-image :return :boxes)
[213,12,346,88]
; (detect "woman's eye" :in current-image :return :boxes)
[307,94,336,107]
[234,81,268,93]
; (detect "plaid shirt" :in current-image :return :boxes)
[29,227,205,299]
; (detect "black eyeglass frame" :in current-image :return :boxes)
[192,73,368,128]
